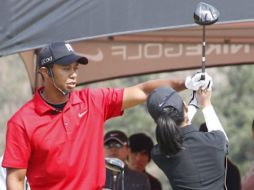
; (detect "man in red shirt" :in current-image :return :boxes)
[2,42,211,190]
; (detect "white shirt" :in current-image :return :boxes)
[0,156,7,190]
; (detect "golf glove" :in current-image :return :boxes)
[189,91,199,109]
[185,72,213,90]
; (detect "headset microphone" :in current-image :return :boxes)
[47,67,69,96]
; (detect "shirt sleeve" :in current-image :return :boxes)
[188,105,197,122]
[2,120,31,169]
[202,105,228,142]
[88,88,124,120]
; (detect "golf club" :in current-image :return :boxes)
[105,157,125,190]
[194,2,220,80]
[105,157,125,172]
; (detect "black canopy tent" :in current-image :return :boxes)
[1,0,254,91]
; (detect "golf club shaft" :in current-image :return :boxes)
[201,25,206,80]
[194,2,219,80]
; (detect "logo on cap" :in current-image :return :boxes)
[110,133,118,137]
[65,44,74,52]
[41,56,53,65]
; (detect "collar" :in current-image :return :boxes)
[33,87,83,115]
[179,124,197,136]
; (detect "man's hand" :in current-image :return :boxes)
[185,72,213,90]
[196,89,212,109]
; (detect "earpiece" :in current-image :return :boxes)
[46,67,68,96]
[47,67,53,77]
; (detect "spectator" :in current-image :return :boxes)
[104,130,151,190]
[128,133,162,190]
[241,119,254,190]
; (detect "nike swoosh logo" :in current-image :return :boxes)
[79,50,104,62]
[78,110,88,118]
[158,102,164,107]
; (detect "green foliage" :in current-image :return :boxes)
[0,55,32,154]
[212,65,254,175]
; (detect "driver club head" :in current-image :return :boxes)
[194,2,220,25]
[105,157,125,173]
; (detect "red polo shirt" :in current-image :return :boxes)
[2,87,124,190]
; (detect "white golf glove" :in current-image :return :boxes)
[185,72,213,90]
[189,91,199,109]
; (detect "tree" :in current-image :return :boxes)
[213,65,254,175]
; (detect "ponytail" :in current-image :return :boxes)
[155,106,184,156]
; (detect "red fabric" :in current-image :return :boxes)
[2,87,124,190]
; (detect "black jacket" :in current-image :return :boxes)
[104,165,151,190]
[152,125,228,190]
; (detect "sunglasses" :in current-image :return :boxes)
[105,142,124,149]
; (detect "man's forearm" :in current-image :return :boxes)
[122,78,186,110]
[7,179,24,190]
[140,78,186,95]
[6,169,26,190]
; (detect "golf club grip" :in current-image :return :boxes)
[200,74,205,80]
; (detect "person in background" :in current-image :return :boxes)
[147,85,228,190]
[104,130,151,190]
[128,133,162,190]
[241,119,254,190]
[199,123,241,190]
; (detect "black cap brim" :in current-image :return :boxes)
[54,54,88,65]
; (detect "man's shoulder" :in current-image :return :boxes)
[201,130,227,142]
[192,130,228,152]
[9,98,35,122]
[77,87,123,93]
[75,87,124,102]
[75,87,118,96]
